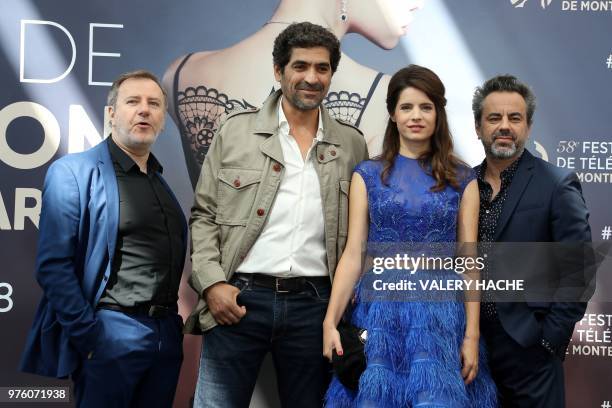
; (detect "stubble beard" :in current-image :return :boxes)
[287,91,323,111]
[285,79,326,111]
[483,133,524,160]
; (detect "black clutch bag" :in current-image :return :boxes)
[331,321,367,391]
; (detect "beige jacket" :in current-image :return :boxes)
[186,90,369,333]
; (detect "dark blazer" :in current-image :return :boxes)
[476,149,593,352]
[19,141,187,378]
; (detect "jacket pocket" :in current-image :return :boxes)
[216,168,262,226]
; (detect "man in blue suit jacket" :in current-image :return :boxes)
[20,70,187,407]
[472,75,594,407]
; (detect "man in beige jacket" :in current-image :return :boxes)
[189,22,368,408]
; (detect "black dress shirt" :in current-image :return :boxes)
[477,153,523,319]
[99,137,184,307]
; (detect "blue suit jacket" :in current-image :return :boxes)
[19,140,187,378]
[476,149,594,351]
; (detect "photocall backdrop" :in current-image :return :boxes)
[0,0,610,407]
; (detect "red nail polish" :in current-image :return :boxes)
[338,350,343,356]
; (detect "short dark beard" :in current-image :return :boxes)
[287,93,321,110]
[280,76,325,111]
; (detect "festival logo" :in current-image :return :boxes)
[512,0,612,12]
[510,0,553,9]
[511,0,529,7]
[534,140,549,162]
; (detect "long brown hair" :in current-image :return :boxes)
[380,65,464,192]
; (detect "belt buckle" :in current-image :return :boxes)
[275,278,290,293]
[148,305,168,318]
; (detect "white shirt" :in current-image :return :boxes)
[236,98,328,277]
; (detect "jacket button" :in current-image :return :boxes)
[330,150,337,156]
[319,154,324,160]
[233,179,241,187]
[273,163,281,172]
[257,208,265,216]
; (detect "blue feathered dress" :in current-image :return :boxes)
[325,157,497,407]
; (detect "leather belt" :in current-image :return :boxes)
[97,303,177,318]
[234,273,329,293]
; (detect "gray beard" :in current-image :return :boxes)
[486,140,524,159]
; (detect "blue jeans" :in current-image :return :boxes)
[194,275,331,408]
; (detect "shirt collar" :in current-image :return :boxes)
[107,136,162,174]
[477,150,524,184]
[277,96,324,142]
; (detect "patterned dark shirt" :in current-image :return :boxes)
[477,153,523,319]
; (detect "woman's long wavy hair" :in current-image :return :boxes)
[379,65,464,191]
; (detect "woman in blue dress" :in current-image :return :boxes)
[323,65,497,407]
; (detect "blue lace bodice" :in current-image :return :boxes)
[354,155,475,246]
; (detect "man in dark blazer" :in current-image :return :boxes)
[20,70,187,407]
[472,75,593,407]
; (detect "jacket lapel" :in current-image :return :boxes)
[255,90,286,165]
[494,150,535,240]
[98,140,119,258]
[259,135,285,165]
